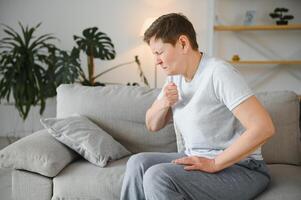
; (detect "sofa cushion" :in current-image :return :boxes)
[255,164,301,200]
[52,157,129,200]
[12,169,53,200]
[256,91,301,165]
[56,84,177,153]
[40,115,131,167]
[0,129,78,177]
[0,168,12,200]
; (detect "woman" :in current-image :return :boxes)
[120,13,275,200]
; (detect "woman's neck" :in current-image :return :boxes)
[183,51,202,82]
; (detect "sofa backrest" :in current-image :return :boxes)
[56,84,177,154]
[56,84,301,165]
[256,91,301,165]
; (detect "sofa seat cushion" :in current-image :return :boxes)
[52,156,129,200]
[12,170,52,200]
[256,164,301,200]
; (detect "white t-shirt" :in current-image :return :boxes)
[157,53,262,160]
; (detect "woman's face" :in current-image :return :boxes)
[149,37,183,76]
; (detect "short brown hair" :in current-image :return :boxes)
[143,13,198,50]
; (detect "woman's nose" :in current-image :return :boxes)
[155,57,162,66]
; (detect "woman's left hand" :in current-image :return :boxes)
[172,156,221,173]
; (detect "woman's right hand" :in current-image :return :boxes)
[163,82,179,107]
[145,82,177,132]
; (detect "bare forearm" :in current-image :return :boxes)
[145,99,171,132]
[215,129,273,170]
[214,96,275,170]
[146,82,178,132]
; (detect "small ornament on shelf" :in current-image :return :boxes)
[232,54,241,62]
[269,8,294,25]
[243,10,256,26]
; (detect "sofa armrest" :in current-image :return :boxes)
[0,129,78,177]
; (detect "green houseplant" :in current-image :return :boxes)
[0,23,82,120]
[73,27,116,86]
[73,27,149,87]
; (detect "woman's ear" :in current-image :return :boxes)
[178,35,189,53]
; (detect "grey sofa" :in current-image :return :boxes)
[1,84,301,200]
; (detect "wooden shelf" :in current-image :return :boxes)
[228,60,301,65]
[214,24,301,31]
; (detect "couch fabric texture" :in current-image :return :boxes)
[256,91,301,165]
[40,115,131,167]
[56,84,177,154]
[0,84,300,200]
[0,129,78,177]
[12,169,52,200]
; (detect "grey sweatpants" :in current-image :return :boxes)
[120,152,270,200]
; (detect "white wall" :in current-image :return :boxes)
[0,0,209,88]
[0,99,56,137]
[0,0,209,136]
[0,0,300,137]
[214,0,301,94]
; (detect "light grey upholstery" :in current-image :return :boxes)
[40,115,131,167]
[0,169,12,200]
[12,170,52,200]
[4,85,301,200]
[256,91,301,165]
[256,164,301,200]
[0,129,78,177]
[52,157,129,200]
[56,84,177,154]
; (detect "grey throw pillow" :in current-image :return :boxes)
[40,115,131,167]
[0,129,78,177]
